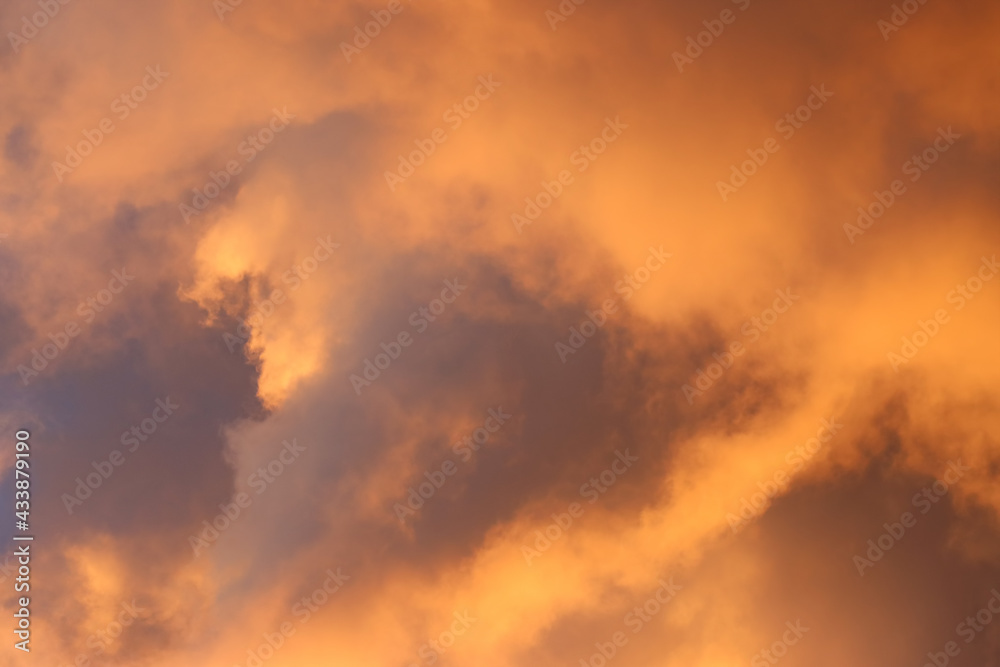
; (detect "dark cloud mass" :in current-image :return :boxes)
[0,0,998,665]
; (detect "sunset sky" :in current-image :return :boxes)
[1,0,999,666]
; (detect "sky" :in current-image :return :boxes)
[0,0,999,665]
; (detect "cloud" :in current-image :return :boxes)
[0,0,998,665]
